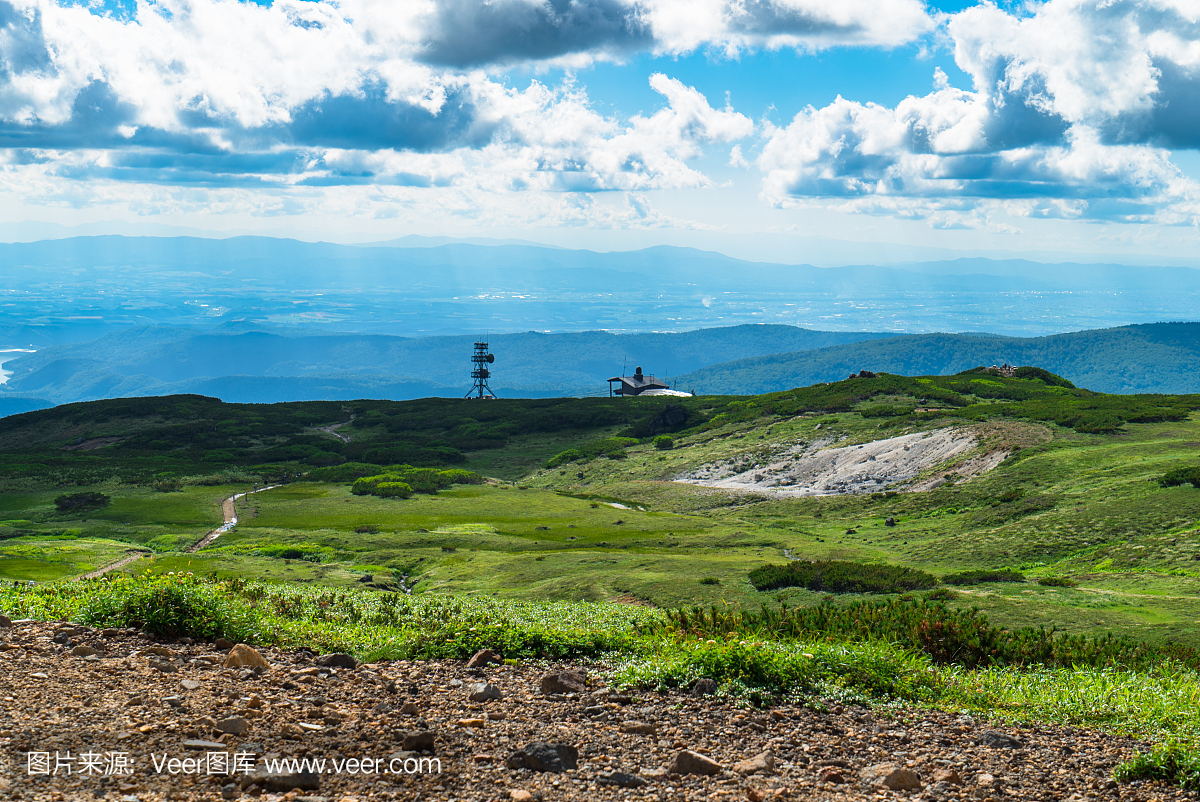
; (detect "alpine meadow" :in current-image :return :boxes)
[4,0,1200,800]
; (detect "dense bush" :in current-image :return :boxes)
[1159,467,1200,488]
[749,560,937,594]
[941,569,1025,586]
[350,466,482,497]
[651,597,1199,671]
[77,573,259,642]
[54,492,111,512]
[653,435,674,450]
[1037,577,1077,587]
[547,436,639,467]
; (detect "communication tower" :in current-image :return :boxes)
[465,341,497,399]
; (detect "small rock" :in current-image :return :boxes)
[978,730,1023,749]
[372,701,394,714]
[163,696,183,708]
[0,614,11,627]
[400,702,419,715]
[466,648,504,668]
[821,768,846,784]
[509,792,534,802]
[861,763,922,791]
[690,678,718,697]
[733,751,774,776]
[181,679,202,691]
[183,740,227,751]
[540,670,586,695]
[598,771,649,788]
[457,718,486,728]
[932,768,964,785]
[639,767,668,780]
[668,750,722,776]
[214,638,234,650]
[506,742,578,773]
[885,517,896,527]
[223,644,269,670]
[101,627,122,637]
[619,721,656,735]
[70,645,99,657]
[401,731,435,753]
[469,682,503,702]
[976,772,998,788]
[314,653,357,669]
[215,717,250,736]
[241,766,319,792]
[148,658,177,673]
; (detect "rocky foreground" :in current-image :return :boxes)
[0,618,1191,801]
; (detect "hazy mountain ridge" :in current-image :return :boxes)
[4,236,1200,339]
[0,323,891,407]
[674,322,1200,395]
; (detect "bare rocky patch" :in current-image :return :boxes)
[673,427,1005,497]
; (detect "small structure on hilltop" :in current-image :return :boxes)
[987,362,1017,377]
[464,341,497,399]
[607,366,692,397]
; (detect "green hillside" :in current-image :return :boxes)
[9,372,1200,788]
[675,321,1200,394]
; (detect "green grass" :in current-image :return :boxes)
[0,537,135,581]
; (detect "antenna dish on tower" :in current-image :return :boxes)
[465,341,497,399]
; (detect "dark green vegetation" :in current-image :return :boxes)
[7,368,1200,789]
[748,559,936,593]
[941,568,1025,586]
[654,598,1195,671]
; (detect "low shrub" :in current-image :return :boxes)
[350,466,482,497]
[749,560,937,594]
[546,437,639,467]
[699,577,720,585]
[652,597,1197,671]
[941,569,1025,586]
[1037,576,1077,587]
[54,492,110,512]
[1159,467,1200,489]
[77,573,260,642]
[653,435,674,450]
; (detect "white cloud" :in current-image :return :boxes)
[756,0,1200,226]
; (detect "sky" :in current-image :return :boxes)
[0,0,1197,264]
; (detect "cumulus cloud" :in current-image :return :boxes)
[758,0,1200,226]
[0,0,774,202]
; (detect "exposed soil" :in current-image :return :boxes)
[0,620,1190,802]
[674,427,1005,498]
[74,552,151,581]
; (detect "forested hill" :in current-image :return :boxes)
[673,322,1200,395]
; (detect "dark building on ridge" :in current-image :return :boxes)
[607,366,691,397]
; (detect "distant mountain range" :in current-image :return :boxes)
[3,235,1200,340]
[3,321,1200,416]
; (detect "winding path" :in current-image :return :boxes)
[75,550,151,580]
[316,411,356,443]
[187,485,281,553]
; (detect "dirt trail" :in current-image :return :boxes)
[187,485,280,553]
[317,411,356,443]
[675,426,1005,497]
[74,550,150,580]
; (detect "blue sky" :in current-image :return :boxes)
[0,0,1197,264]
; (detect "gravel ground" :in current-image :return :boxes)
[0,620,1193,802]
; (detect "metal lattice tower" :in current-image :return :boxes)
[465,340,497,399]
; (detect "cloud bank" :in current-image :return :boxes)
[0,0,1194,230]
[759,0,1200,227]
